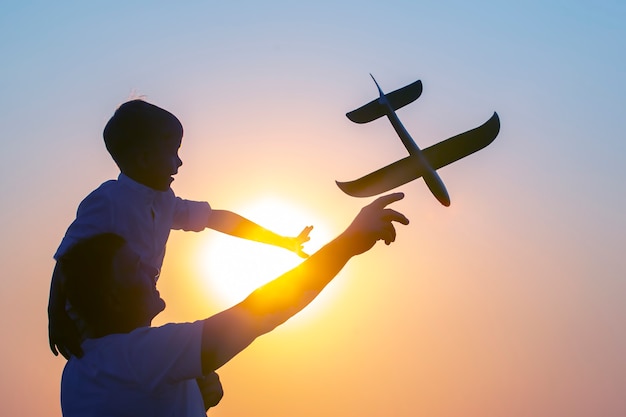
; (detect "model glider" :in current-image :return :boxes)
[336,75,500,206]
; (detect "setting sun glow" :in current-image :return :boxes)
[198,196,335,309]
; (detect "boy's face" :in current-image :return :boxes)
[138,132,183,191]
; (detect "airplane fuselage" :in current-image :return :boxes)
[374,79,451,206]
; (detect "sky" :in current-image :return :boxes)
[1,1,625,416]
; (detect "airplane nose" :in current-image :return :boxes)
[424,171,450,207]
[436,189,450,207]
[433,185,450,206]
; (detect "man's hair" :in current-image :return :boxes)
[103,99,183,169]
[58,234,126,334]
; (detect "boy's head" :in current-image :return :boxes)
[103,100,184,191]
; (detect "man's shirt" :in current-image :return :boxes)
[61,321,206,417]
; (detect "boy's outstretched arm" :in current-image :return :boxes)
[206,210,313,258]
[200,193,409,373]
[48,264,83,359]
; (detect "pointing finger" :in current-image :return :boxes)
[370,192,404,209]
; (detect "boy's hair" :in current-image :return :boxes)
[103,99,183,169]
[58,233,126,334]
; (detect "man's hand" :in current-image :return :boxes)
[196,371,224,411]
[284,225,314,258]
[341,192,409,255]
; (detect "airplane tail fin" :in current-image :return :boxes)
[346,79,423,124]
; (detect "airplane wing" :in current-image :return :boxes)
[423,112,500,170]
[346,80,423,124]
[336,154,427,197]
[336,112,500,197]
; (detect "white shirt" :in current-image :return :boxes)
[61,321,206,417]
[55,173,212,272]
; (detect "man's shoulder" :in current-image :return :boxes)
[80,321,204,360]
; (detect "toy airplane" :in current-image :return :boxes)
[336,75,500,206]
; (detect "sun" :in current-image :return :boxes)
[198,196,338,313]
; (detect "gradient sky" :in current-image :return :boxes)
[1,1,625,416]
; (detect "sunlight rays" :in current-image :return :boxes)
[198,196,341,321]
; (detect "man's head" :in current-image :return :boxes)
[103,100,184,191]
[59,233,165,337]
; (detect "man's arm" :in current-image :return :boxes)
[200,193,409,373]
[48,263,83,359]
[206,209,313,258]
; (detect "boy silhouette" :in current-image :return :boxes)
[58,193,408,416]
[48,99,312,409]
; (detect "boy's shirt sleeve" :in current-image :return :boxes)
[171,197,212,232]
[54,187,114,260]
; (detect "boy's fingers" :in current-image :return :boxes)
[59,346,71,360]
[297,226,313,242]
[295,243,310,258]
[50,341,59,356]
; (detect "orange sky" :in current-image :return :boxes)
[1,2,625,417]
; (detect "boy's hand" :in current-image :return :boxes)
[49,265,84,359]
[49,307,84,359]
[284,225,313,258]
